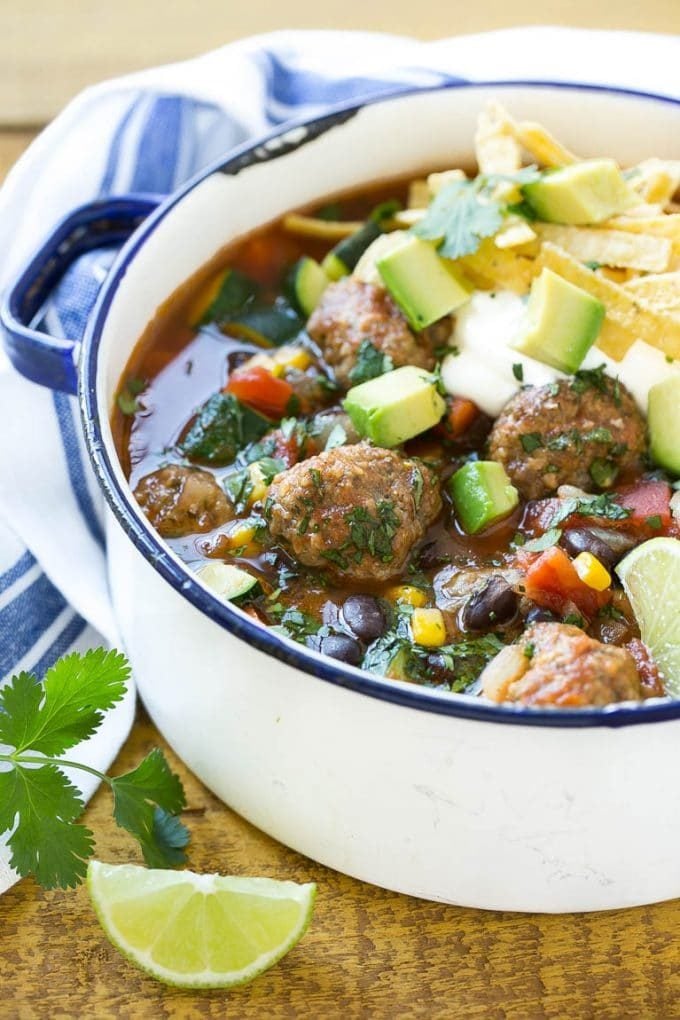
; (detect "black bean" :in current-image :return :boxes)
[341,594,387,642]
[525,605,557,625]
[560,528,619,570]
[318,633,363,666]
[461,576,519,631]
[226,349,252,375]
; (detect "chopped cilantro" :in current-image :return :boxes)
[180,393,269,465]
[521,527,562,552]
[563,612,585,628]
[348,340,394,386]
[645,514,663,529]
[322,501,400,571]
[523,642,535,660]
[413,179,503,260]
[520,432,543,453]
[550,493,631,527]
[512,362,524,382]
[583,260,602,271]
[589,458,619,489]
[117,376,146,416]
[324,423,347,451]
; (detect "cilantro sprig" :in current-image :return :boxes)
[412,167,541,260]
[0,649,189,889]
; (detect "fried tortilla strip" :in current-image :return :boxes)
[408,179,430,209]
[282,214,362,240]
[538,242,680,359]
[494,217,537,250]
[474,102,522,175]
[510,120,578,167]
[624,272,680,315]
[604,213,680,244]
[457,237,536,294]
[594,317,638,361]
[535,223,672,272]
[630,159,680,206]
[427,169,467,195]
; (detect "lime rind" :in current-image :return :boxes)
[616,536,680,696]
[87,861,316,989]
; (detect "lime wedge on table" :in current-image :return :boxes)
[616,537,680,696]
[87,861,316,989]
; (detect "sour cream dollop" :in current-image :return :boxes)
[441,290,680,416]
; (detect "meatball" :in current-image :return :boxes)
[307,278,436,389]
[481,622,642,707]
[487,377,646,500]
[134,465,231,538]
[266,443,442,581]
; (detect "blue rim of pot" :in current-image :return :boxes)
[81,77,680,728]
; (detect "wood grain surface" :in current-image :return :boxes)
[3,707,680,1020]
[2,7,680,1014]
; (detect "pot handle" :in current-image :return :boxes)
[0,194,162,395]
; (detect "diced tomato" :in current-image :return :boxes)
[226,365,294,418]
[523,546,610,618]
[615,480,672,526]
[440,397,479,439]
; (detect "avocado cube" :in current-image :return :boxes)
[523,159,636,225]
[448,461,519,535]
[648,375,680,475]
[376,236,471,330]
[343,365,446,447]
[512,268,605,373]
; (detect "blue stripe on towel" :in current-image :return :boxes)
[0,572,67,678]
[52,391,105,549]
[30,611,88,681]
[130,96,183,194]
[0,550,35,595]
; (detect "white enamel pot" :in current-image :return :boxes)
[4,81,680,912]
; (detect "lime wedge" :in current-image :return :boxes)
[87,861,316,988]
[616,536,680,696]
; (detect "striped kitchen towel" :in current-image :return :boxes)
[0,27,677,894]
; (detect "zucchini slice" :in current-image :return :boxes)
[322,219,382,279]
[284,257,329,317]
[196,562,261,604]
[222,303,303,347]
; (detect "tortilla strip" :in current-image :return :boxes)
[282,214,361,240]
[427,169,467,195]
[474,102,522,175]
[408,179,430,209]
[624,272,680,314]
[594,317,639,361]
[604,214,680,244]
[494,217,537,249]
[538,242,680,359]
[535,223,671,272]
[630,159,680,206]
[457,238,536,294]
[510,120,577,167]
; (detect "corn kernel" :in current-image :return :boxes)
[386,585,428,608]
[227,522,257,549]
[247,463,270,505]
[573,551,612,592]
[274,346,312,372]
[247,352,281,376]
[411,608,447,647]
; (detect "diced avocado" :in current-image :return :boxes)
[448,461,519,535]
[284,256,329,317]
[343,365,445,448]
[648,375,680,474]
[522,159,636,225]
[512,268,605,373]
[376,236,471,330]
[196,562,261,604]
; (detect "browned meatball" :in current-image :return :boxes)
[307,278,436,389]
[266,443,442,581]
[487,377,646,500]
[481,622,642,707]
[134,465,231,538]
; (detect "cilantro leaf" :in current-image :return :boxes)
[111,749,189,868]
[348,340,394,386]
[413,180,503,260]
[0,765,94,889]
[0,649,129,756]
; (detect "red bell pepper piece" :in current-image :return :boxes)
[523,545,610,618]
[226,365,294,419]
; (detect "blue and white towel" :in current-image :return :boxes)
[0,27,677,893]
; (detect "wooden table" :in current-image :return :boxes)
[2,6,680,1016]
